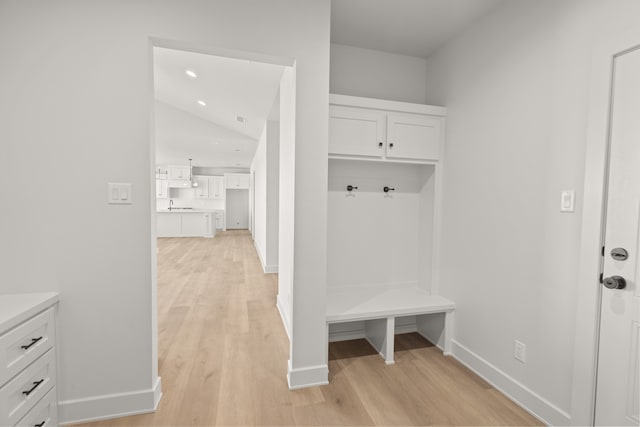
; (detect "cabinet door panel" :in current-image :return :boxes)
[193,176,209,198]
[168,166,190,180]
[181,214,206,237]
[211,177,225,199]
[386,114,441,161]
[329,106,385,157]
[157,214,181,237]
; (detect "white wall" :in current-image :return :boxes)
[252,126,268,263]
[424,0,640,424]
[330,43,428,103]
[265,121,280,271]
[0,0,329,422]
[251,120,280,273]
[278,68,295,342]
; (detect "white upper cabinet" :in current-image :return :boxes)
[168,165,190,180]
[156,179,169,199]
[329,106,385,157]
[193,176,210,198]
[225,173,250,189]
[386,113,442,161]
[328,94,446,163]
[211,176,225,199]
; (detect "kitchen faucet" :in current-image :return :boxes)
[169,199,174,211]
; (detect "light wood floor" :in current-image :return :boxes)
[83,231,542,426]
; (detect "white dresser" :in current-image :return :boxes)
[0,293,59,427]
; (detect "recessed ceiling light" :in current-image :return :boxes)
[197,100,206,107]
[236,115,246,124]
[185,70,197,78]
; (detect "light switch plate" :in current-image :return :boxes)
[560,190,575,213]
[108,183,132,205]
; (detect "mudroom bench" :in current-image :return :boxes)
[326,286,456,364]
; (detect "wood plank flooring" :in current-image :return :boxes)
[81,231,542,426]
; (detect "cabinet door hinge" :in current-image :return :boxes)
[602,246,605,256]
[599,273,603,284]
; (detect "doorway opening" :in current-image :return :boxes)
[149,40,294,409]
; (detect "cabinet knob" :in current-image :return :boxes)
[378,142,383,148]
[389,142,394,149]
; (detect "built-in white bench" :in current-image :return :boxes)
[326,286,455,364]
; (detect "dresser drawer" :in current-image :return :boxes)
[15,386,57,427]
[0,308,55,387]
[0,348,56,426]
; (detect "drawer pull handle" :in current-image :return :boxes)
[35,422,45,427]
[21,336,43,350]
[22,379,44,396]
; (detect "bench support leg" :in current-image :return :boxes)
[365,317,395,364]
[443,310,453,356]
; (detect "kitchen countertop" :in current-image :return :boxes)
[157,209,224,213]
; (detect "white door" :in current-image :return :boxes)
[226,189,249,229]
[386,113,441,161]
[595,46,640,426]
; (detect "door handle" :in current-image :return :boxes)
[603,276,626,290]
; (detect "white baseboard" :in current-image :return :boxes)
[451,340,570,426]
[276,294,291,340]
[263,264,278,273]
[59,377,162,425]
[253,240,278,273]
[287,360,328,390]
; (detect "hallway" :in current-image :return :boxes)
[84,231,541,426]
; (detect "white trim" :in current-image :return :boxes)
[451,340,569,426]
[264,265,278,274]
[59,377,162,425]
[329,93,447,116]
[253,235,279,274]
[286,360,328,390]
[572,31,640,426]
[276,294,291,340]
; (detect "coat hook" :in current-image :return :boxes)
[383,186,395,193]
[347,185,358,192]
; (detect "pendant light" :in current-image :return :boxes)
[189,158,198,187]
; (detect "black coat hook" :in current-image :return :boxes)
[347,185,358,192]
[383,186,395,193]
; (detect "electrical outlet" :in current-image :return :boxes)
[514,340,526,363]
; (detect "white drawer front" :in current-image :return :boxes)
[15,386,57,427]
[0,308,55,387]
[0,348,56,427]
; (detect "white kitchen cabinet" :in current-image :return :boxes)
[0,293,59,427]
[157,212,215,237]
[168,165,190,180]
[204,213,214,237]
[155,179,169,199]
[168,179,190,189]
[193,176,224,199]
[157,213,181,237]
[193,176,210,198]
[225,173,250,189]
[329,94,446,162]
[214,210,224,230]
[211,176,225,199]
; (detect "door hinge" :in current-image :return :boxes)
[602,246,605,256]
[599,273,603,284]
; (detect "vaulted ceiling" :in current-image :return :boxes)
[154,0,504,168]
